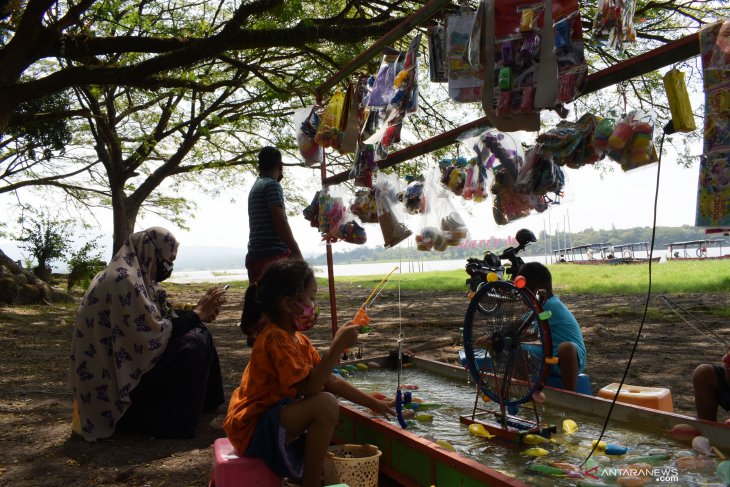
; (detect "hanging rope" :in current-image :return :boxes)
[581,132,666,467]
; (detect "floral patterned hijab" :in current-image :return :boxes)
[70,227,179,440]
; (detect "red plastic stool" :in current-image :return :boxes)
[209,437,281,487]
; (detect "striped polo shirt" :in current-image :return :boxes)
[246,176,289,260]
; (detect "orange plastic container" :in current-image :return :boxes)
[597,383,673,412]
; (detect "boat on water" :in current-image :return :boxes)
[666,238,729,261]
[333,355,730,487]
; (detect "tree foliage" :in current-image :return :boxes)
[0,0,727,253]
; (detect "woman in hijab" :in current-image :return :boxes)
[70,226,225,440]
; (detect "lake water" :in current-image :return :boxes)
[167,246,728,284]
[167,256,553,284]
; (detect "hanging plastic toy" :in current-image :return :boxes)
[592,0,637,51]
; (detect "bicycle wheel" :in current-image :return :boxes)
[463,281,553,407]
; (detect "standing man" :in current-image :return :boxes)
[241,146,303,343]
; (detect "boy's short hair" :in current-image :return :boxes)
[258,146,282,173]
[518,262,552,293]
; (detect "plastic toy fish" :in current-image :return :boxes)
[522,434,549,445]
[676,456,715,470]
[629,454,670,464]
[604,443,628,455]
[691,435,712,455]
[526,464,565,476]
[468,423,495,438]
[367,361,381,368]
[562,419,579,434]
[615,475,649,486]
[435,440,456,452]
[414,413,433,422]
[522,447,549,457]
[670,423,701,441]
[355,363,369,370]
[592,439,607,451]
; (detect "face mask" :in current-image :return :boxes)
[292,301,319,332]
[155,258,174,282]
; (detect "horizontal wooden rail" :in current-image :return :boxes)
[322,32,701,185]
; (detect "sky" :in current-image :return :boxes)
[0,128,702,267]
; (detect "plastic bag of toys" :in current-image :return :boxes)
[315,91,346,149]
[417,169,468,251]
[349,144,377,188]
[438,157,468,196]
[535,113,603,168]
[606,109,658,171]
[374,173,412,248]
[350,188,379,223]
[294,106,324,166]
[336,219,368,245]
[592,0,636,52]
[491,156,549,225]
[303,191,321,228]
[397,176,425,215]
[462,157,489,202]
[516,148,565,195]
[416,170,447,251]
[368,50,400,108]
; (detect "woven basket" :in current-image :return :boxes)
[322,444,381,487]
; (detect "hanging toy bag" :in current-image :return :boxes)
[438,156,468,196]
[462,157,489,202]
[315,91,346,149]
[374,173,412,248]
[293,106,324,166]
[606,109,657,171]
[398,177,425,215]
[416,169,447,252]
[303,190,321,228]
[349,144,377,188]
[350,188,379,223]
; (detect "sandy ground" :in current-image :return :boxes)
[0,281,728,486]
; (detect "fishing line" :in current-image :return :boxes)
[581,132,666,467]
[658,295,728,348]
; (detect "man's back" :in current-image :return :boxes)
[247,176,288,256]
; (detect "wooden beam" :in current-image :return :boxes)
[314,0,451,97]
[322,32,701,186]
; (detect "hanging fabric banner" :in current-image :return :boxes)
[696,20,730,228]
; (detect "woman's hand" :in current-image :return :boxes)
[193,287,227,322]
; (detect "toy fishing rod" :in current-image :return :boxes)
[352,266,399,332]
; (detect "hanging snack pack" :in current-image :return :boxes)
[374,173,412,248]
[447,11,484,103]
[315,91,346,149]
[606,110,658,171]
[293,106,324,166]
[477,0,587,131]
[592,0,636,51]
[663,69,697,133]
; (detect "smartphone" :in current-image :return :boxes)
[222,284,230,291]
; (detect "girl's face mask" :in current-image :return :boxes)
[292,300,319,332]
